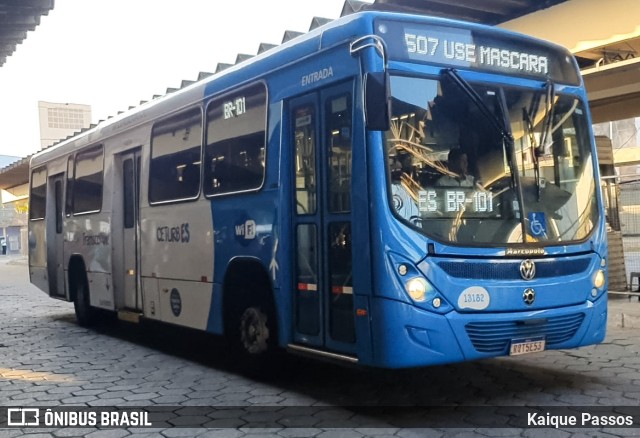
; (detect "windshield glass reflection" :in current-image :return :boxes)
[385,75,598,245]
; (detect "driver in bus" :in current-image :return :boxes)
[436,147,475,188]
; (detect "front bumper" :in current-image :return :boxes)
[368,292,607,368]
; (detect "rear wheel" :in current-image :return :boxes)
[73,272,97,327]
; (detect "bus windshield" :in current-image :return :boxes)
[385,74,598,246]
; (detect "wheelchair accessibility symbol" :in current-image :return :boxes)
[528,212,547,237]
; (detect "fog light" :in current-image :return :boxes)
[398,264,408,276]
[406,278,427,302]
[601,258,606,268]
[593,270,605,289]
[433,297,441,308]
[591,288,598,297]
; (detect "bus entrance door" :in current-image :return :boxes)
[46,174,65,297]
[290,82,357,357]
[115,149,142,311]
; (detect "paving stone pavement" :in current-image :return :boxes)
[0,258,639,437]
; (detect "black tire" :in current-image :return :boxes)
[73,272,97,327]
[228,296,280,376]
[239,304,272,355]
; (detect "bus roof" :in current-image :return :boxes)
[30,10,576,168]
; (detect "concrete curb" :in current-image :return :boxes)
[610,310,640,328]
[608,293,640,329]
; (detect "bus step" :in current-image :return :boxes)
[287,344,358,364]
[117,310,142,323]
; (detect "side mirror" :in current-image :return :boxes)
[364,72,390,131]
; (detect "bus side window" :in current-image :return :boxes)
[73,146,104,214]
[150,107,202,203]
[204,83,267,196]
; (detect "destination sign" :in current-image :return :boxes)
[376,20,580,85]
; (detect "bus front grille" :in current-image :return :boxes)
[465,313,585,354]
[437,258,591,280]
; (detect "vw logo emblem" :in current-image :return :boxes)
[520,259,536,280]
[523,288,536,305]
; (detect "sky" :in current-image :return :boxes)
[0,0,355,157]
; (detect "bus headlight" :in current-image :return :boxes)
[593,270,606,289]
[406,278,428,302]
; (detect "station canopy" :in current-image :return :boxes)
[346,0,569,25]
[0,0,55,68]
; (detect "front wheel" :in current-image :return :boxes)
[239,306,271,355]
[228,298,280,375]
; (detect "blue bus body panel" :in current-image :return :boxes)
[201,33,365,350]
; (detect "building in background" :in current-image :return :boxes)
[38,101,92,149]
[0,102,92,256]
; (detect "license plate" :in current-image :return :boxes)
[509,337,546,356]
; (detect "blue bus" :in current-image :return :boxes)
[29,10,607,369]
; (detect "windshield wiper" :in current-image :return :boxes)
[522,108,542,202]
[522,78,556,203]
[539,78,556,157]
[442,68,528,241]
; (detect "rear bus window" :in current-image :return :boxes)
[29,167,47,220]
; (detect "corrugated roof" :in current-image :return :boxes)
[0,0,55,68]
[345,0,569,25]
[0,156,29,190]
[0,155,19,168]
